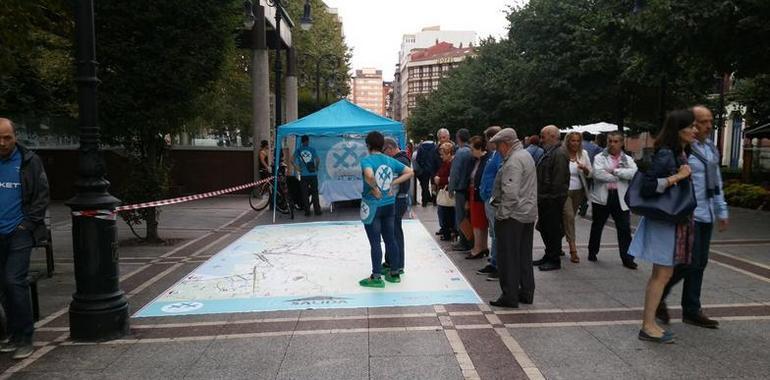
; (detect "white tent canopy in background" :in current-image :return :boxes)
[561,122,628,135]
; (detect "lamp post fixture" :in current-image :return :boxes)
[66,0,129,341]
[301,52,341,107]
[244,0,312,219]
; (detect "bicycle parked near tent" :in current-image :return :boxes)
[249,164,294,219]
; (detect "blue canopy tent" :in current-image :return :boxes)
[273,99,406,215]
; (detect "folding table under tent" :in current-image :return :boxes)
[274,99,406,214]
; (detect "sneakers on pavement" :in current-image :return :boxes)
[476,265,496,275]
[384,273,401,283]
[359,276,385,288]
[485,271,499,281]
[12,344,34,360]
[0,342,18,353]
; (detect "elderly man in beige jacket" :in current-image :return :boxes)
[488,128,538,308]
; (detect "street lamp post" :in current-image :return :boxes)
[301,53,341,107]
[244,0,312,219]
[67,0,129,341]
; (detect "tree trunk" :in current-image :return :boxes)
[145,207,161,242]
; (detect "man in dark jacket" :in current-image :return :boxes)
[0,118,50,360]
[533,125,569,271]
[448,128,474,251]
[414,135,437,206]
[384,137,411,274]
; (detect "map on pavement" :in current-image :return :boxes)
[135,220,481,317]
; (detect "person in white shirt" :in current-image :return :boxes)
[561,132,592,263]
[588,131,638,269]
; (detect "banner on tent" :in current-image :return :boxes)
[294,134,401,204]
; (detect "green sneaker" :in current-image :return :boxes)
[384,273,401,283]
[359,276,385,288]
[380,266,404,276]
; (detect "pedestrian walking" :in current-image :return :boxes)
[434,143,455,241]
[477,126,502,279]
[0,118,50,360]
[449,128,474,252]
[630,109,697,343]
[293,135,322,216]
[466,136,490,260]
[383,137,411,276]
[532,125,570,271]
[561,131,592,263]
[657,105,729,329]
[525,135,545,163]
[488,128,538,308]
[414,135,438,207]
[358,132,413,288]
[587,131,638,269]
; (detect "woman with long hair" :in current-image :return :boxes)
[561,131,592,263]
[630,109,697,343]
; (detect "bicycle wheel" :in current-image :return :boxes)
[275,193,290,214]
[249,182,270,211]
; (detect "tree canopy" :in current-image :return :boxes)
[409,0,770,139]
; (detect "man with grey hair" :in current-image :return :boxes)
[0,118,49,359]
[533,125,569,271]
[488,128,538,308]
[449,128,474,251]
[383,137,411,275]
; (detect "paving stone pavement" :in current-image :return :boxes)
[1,196,769,379]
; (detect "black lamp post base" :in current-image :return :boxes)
[69,293,129,341]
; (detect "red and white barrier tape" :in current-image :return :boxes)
[72,176,273,219]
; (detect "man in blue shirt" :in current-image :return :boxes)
[525,135,545,163]
[658,106,729,329]
[477,126,502,279]
[359,132,413,288]
[0,118,49,360]
[293,135,322,216]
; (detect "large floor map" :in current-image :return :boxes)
[135,220,481,317]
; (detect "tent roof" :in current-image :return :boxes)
[561,122,627,135]
[277,99,403,138]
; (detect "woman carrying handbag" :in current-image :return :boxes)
[561,131,592,263]
[629,109,698,344]
[434,143,456,241]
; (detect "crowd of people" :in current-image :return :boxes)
[397,105,728,343]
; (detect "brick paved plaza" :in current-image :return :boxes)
[1,197,769,379]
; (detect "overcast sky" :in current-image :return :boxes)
[323,0,523,81]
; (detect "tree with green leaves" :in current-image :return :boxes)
[95,1,239,241]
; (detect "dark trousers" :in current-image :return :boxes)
[300,175,321,214]
[364,204,398,276]
[538,197,566,263]
[662,222,713,316]
[286,176,302,209]
[392,197,408,271]
[417,174,433,205]
[588,190,634,263]
[495,219,535,303]
[0,228,34,344]
[437,206,455,239]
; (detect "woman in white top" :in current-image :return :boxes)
[562,131,592,263]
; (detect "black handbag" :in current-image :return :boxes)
[624,171,696,224]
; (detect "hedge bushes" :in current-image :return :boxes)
[724,182,769,210]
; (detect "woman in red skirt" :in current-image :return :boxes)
[467,136,490,259]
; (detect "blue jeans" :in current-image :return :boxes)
[662,222,713,316]
[484,201,497,268]
[0,228,35,344]
[454,190,467,229]
[392,197,408,271]
[364,203,399,276]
